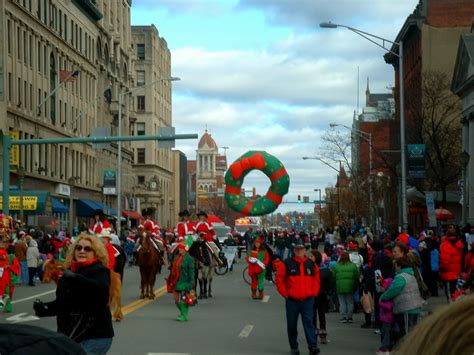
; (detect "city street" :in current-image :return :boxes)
[1,258,381,355]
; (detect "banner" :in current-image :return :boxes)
[408,144,426,179]
[103,170,116,195]
[9,131,19,171]
[0,196,38,211]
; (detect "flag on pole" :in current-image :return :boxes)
[59,69,80,83]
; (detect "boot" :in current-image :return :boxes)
[251,289,257,299]
[176,303,186,321]
[258,290,264,300]
[319,329,327,344]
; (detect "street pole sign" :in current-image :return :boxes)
[407,144,426,179]
[103,170,117,195]
[425,192,436,227]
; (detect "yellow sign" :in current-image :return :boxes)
[9,131,20,170]
[0,196,38,211]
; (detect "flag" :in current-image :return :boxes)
[59,69,79,83]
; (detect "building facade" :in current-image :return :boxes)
[0,0,139,231]
[130,25,175,227]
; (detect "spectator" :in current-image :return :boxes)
[33,234,114,353]
[275,239,320,355]
[372,239,395,329]
[439,224,464,302]
[332,251,359,324]
[14,231,28,285]
[311,250,333,345]
[274,231,287,260]
[377,277,394,355]
[26,237,40,286]
[380,256,423,344]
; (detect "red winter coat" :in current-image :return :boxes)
[275,256,320,300]
[439,236,464,281]
[464,251,474,276]
[195,221,215,242]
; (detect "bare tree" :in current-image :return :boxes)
[319,128,352,174]
[407,70,463,205]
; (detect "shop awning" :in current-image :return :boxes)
[52,197,69,214]
[0,191,52,215]
[76,199,104,217]
[122,210,143,220]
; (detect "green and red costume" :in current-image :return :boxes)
[167,247,195,321]
[0,240,19,313]
[246,243,269,299]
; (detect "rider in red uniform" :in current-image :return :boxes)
[176,210,195,242]
[89,209,111,235]
[195,211,216,243]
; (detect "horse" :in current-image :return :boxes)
[189,240,218,299]
[137,234,165,299]
[42,255,125,321]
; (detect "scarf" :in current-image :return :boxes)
[70,258,99,272]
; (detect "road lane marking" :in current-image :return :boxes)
[12,289,56,304]
[147,353,190,355]
[262,295,270,303]
[6,312,40,323]
[122,286,167,316]
[238,324,254,338]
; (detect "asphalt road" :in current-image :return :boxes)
[2,257,383,355]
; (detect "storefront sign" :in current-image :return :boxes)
[0,196,38,210]
[9,131,19,171]
[55,184,71,196]
[103,170,116,195]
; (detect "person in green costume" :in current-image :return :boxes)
[246,234,270,299]
[166,243,195,321]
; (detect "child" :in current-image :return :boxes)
[246,235,269,299]
[311,250,333,344]
[377,277,394,355]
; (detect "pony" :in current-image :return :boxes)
[42,254,125,321]
[189,240,217,299]
[137,234,165,299]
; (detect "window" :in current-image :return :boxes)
[136,71,145,86]
[137,96,145,112]
[137,148,145,164]
[24,31,28,65]
[17,27,21,61]
[136,122,145,136]
[138,176,145,184]
[18,78,21,106]
[38,42,41,71]
[7,20,10,54]
[29,35,33,67]
[137,44,145,60]
[8,73,12,102]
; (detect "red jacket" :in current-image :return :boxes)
[195,221,215,242]
[464,251,474,275]
[439,236,464,281]
[176,221,195,238]
[275,256,320,300]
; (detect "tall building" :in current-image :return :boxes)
[130,25,175,227]
[0,0,136,230]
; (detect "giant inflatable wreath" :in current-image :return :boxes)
[224,151,290,216]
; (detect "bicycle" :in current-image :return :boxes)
[215,256,229,275]
[242,265,276,285]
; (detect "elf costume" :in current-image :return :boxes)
[0,234,19,313]
[167,243,195,321]
[246,236,269,299]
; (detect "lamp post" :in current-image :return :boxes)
[17,167,26,224]
[320,21,408,231]
[67,176,76,235]
[116,76,180,237]
[330,122,373,228]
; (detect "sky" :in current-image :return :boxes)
[131,0,419,215]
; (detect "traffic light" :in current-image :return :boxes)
[297,195,302,204]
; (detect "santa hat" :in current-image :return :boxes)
[97,228,112,239]
[177,243,188,251]
[348,242,357,251]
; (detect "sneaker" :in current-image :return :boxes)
[340,318,348,323]
[309,348,321,355]
[374,329,381,335]
[347,318,353,323]
[375,349,390,355]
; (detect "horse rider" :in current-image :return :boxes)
[195,211,223,266]
[176,210,195,241]
[89,209,111,236]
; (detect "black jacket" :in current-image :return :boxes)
[35,261,114,343]
[373,251,394,279]
[318,265,334,296]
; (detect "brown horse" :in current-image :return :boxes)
[137,234,165,299]
[42,257,124,321]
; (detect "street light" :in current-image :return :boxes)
[67,176,78,235]
[314,188,322,229]
[116,76,180,236]
[302,156,340,173]
[331,122,373,227]
[320,21,408,231]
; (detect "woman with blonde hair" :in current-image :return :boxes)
[397,295,474,354]
[33,234,114,354]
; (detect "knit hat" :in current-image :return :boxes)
[349,242,357,251]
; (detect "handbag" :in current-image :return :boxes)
[361,290,374,314]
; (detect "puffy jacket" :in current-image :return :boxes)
[275,257,320,300]
[464,251,474,275]
[439,236,464,281]
[26,240,40,268]
[332,261,359,294]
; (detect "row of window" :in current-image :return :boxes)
[12,130,97,187]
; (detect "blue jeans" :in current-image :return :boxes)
[338,293,354,320]
[285,297,318,351]
[20,261,28,285]
[276,248,285,260]
[381,322,392,350]
[80,337,113,355]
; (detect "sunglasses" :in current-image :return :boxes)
[75,245,93,252]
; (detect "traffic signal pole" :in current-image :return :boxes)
[1,133,197,215]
